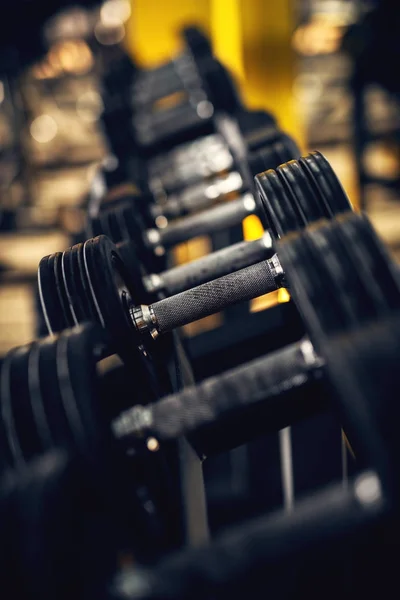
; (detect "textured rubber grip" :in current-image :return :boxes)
[151,259,278,332]
[158,236,274,295]
[156,195,257,248]
[146,341,320,441]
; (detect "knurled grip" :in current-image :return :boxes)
[155,195,257,248]
[158,235,274,295]
[150,259,279,333]
[146,340,321,441]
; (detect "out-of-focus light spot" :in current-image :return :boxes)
[292,73,323,104]
[292,18,344,56]
[30,115,58,143]
[146,437,160,452]
[95,21,125,45]
[196,100,213,120]
[0,82,4,104]
[101,0,131,27]
[155,215,168,229]
[76,91,104,122]
[278,288,291,303]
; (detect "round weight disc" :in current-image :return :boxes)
[9,343,44,460]
[38,254,69,334]
[255,168,304,238]
[76,242,99,323]
[37,335,76,452]
[64,325,110,460]
[338,213,400,315]
[61,248,84,326]
[299,152,352,215]
[83,236,140,347]
[308,220,372,327]
[278,160,323,224]
[0,348,25,466]
[53,252,75,329]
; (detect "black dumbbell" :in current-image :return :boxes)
[145,108,277,196]
[111,212,400,459]
[87,136,301,274]
[111,465,386,600]
[40,152,352,338]
[9,215,400,474]
[0,324,184,557]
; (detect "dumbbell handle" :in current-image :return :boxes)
[131,256,283,337]
[113,471,383,600]
[113,339,325,450]
[144,193,258,250]
[150,171,244,220]
[143,234,274,296]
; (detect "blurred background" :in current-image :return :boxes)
[0,0,399,354]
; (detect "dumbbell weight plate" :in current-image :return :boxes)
[38,254,70,334]
[53,252,75,328]
[61,247,88,325]
[9,344,47,461]
[74,242,100,323]
[299,152,351,215]
[1,347,31,466]
[279,213,400,348]
[256,168,303,237]
[278,160,323,225]
[340,215,400,314]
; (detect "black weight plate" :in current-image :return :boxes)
[61,248,82,326]
[76,242,99,323]
[301,229,352,332]
[299,152,352,216]
[38,254,68,334]
[248,135,299,178]
[65,325,110,460]
[83,236,138,346]
[37,335,75,452]
[321,315,400,483]
[335,214,391,318]
[53,252,74,328]
[309,220,372,327]
[69,243,94,322]
[0,349,25,466]
[255,169,304,238]
[9,344,44,461]
[339,213,400,315]
[278,160,323,224]
[27,341,54,450]
[278,225,342,341]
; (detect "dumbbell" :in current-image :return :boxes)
[29,213,400,465]
[110,212,400,460]
[94,108,281,228]
[0,324,183,557]
[5,213,400,571]
[40,152,352,339]
[87,136,302,276]
[145,108,277,196]
[111,466,386,600]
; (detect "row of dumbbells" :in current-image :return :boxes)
[2,184,400,598]
[2,25,400,600]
